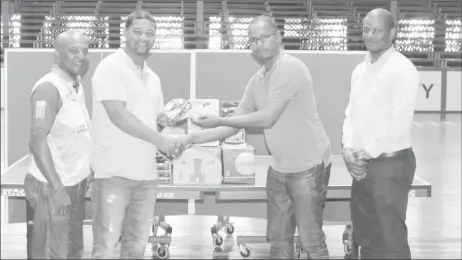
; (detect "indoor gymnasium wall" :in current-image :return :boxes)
[5,49,459,166]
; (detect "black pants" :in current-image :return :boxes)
[24,174,88,259]
[351,149,416,259]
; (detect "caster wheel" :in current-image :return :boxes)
[156,245,170,259]
[213,234,223,247]
[223,235,235,251]
[225,224,234,235]
[152,224,159,236]
[344,243,351,254]
[239,244,251,258]
[298,250,308,259]
[213,247,226,259]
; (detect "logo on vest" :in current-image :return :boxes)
[77,124,89,133]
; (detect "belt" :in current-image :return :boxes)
[377,148,412,159]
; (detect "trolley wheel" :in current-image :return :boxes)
[225,224,235,235]
[239,244,252,258]
[213,234,223,247]
[152,224,159,236]
[212,247,224,259]
[297,247,308,259]
[156,245,170,259]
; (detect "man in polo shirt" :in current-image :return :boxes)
[90,10,181,258]
[25,30,92,259]
[182,14,332,259]
[342,9,419,259]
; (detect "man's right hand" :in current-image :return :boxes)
[343,147,367,181]
[158,134,184,157]
[48,186,71,215]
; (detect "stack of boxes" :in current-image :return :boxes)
[156,99,256,186]
[173,99,223,185]
[221,101,255,185]
[156,152,173,185]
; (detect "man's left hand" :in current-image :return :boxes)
[86,169,94,193]
[357,149,372,161]
[192,114,221,129]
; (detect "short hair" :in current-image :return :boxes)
[250,13,278,32]
[386,16,396,31]
[125,10,156,29]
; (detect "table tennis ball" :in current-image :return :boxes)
[234,152,255,176]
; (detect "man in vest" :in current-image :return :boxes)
[24,30,92,259]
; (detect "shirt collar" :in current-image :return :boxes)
[51,64,81,83]
[364,45,396,65]
[265,48,286,71]
[117,48,149,75]
[259,48,286,77]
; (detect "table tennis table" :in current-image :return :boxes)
[1,154,431,259]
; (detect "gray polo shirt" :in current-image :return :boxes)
[240,50,331,173]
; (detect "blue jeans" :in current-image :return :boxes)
[90,176,158,259]
[23,173,88,259]
[266,163,331,259]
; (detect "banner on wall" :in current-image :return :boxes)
[415,70,442,111]
[446,71,461,112]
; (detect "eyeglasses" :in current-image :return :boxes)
[247,32,276,45]
[362,28,383,35]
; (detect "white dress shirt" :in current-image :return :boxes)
[342,46,419,158]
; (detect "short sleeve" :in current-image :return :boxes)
[268,60,306,100]
[238,76,256,112]
[156,78,165,115]
[92,62,127,102]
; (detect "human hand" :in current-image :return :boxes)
[357,148,372,161]
[86,170,94,192]
[176,134,192,150]
[169,136,189,159]
[158,134,179,156]
[158,134,189,160]
[192,114,221,129]
[157,112,175,128]
[48,186,71,215]
[343,147,368,181]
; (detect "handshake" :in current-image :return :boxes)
[156,98,221,159]
[156,98,196,160]
[158,133,192,160]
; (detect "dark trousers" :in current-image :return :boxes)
[266,162,331,259]
[351,149,416,259]
[23,173,87,259]
[91,176,158,259]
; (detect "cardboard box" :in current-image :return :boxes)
[173,146,223,185]
[158,177,172,185]
[187,99,220,147]
[157,160,173,185]
[221,101,246,144]
[222,144,255,184]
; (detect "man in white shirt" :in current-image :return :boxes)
[25,30,92,259]
[342,8,419,259]
[90,10,182,258]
